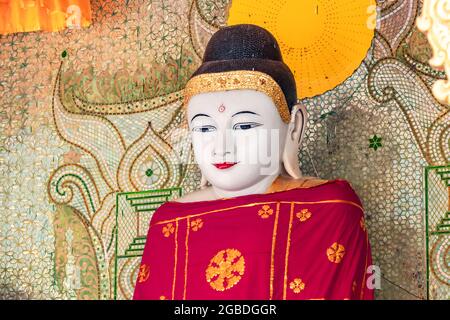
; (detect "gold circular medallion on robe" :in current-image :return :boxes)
[205,248,245,291]
[227,0,377,98]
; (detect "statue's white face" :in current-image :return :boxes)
[187,89,288,194]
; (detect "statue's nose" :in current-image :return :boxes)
[213,129,233,157]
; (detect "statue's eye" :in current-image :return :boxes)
[192,125,216,133]
[233,122,262,130]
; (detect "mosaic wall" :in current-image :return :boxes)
[0,0,449,300]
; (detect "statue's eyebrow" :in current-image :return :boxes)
[190,113,211,123]
[231,111,260,117]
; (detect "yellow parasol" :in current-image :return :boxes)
[227,0,377,98]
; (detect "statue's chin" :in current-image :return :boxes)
[208,179,257,193]
[208,176,260,192]
[198,160,283,194]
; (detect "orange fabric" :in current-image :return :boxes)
[0,0,91,35]
[265,175,329,194]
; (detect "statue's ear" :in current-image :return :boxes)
[282,104,308,179]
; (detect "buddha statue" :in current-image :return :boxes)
[133,24,373,300]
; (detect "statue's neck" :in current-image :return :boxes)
[211,174,280,199]
[210,165,303,199]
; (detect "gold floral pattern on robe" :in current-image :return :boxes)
[190,218,204,231]
[360,217,366,232]
[296,208,312,222]
[289,278,306,294]
[258,204,274,219]
[138,264,150,283]
[205,248,245,291]
[162,223,175,237]
[327,242,346,264]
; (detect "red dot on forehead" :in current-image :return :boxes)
[218,104,226,112]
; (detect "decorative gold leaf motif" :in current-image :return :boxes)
[138,264,150,283]
[360,217,366,232]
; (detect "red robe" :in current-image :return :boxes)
[133,178,374,300]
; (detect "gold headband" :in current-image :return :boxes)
[183,70,291,123]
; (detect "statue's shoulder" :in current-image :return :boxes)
[174,177,359,203]
[266,175,330,193]
[268,176,361,203]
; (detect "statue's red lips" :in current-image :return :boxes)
[213,162,237,169]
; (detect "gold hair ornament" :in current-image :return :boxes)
[183,70,291,123]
